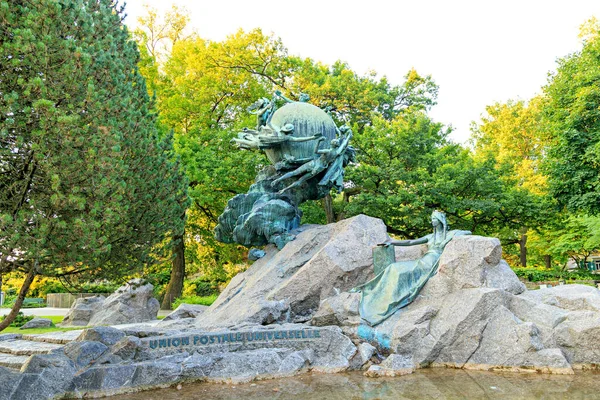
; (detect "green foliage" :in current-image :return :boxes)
[0,0,189,285]
[21,298,45,308]
[513,267,597,282]
[0,312,33,327]
[343,112,545,239]
[186,278,220,297]
[285,62,438,128]
[29,281,118,298]
[144,268,172,299]
[1,296,16,309]
[541,214,600,265]
[172,295,218,309]
[543,18,600,214]
[299,200,328,225]
[471,98,547,195]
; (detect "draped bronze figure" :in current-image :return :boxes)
[353,211,470,326]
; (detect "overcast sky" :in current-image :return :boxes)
[123,0,599,143]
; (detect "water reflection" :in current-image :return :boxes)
[114,369,600,400]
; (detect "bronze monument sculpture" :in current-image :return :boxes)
[214,92,355,250]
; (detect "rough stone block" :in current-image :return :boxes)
[20,318,54,330]
[163,304,208,321]
[76,327,125,346]
[365,354,415,377]
[63,341,108,368]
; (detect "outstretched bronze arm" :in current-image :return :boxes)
[288,132,323,142]
[274,90,294,103]
[312,137,326,154]
[378,236,429,247]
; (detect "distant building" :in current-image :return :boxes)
[566,254,600,272]
[579,254,600,272]
[589,255,600,271]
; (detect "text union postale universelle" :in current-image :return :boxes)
[145,328,322,350]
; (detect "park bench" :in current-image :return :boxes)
[22,298,45,308]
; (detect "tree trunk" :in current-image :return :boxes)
[322,194,335,224]
[544,254,552,269]
[519,232,527,267]
[0,268,36,332]
[161,233,186,310]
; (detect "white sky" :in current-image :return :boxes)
[123,0,599,143]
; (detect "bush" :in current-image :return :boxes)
[145,270,171,301]
[32,280,118,299]
[79,282,119,294]
[513,267,598,282]
[31,279,68,297]
[0,312,34,327]
[188,279,220,297]
[2,297,46,309]
[22,298,45,308]
[172,295,218,309]
[2,294,17,307]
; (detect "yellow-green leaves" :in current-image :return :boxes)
[471,98,547,195]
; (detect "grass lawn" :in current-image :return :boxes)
[2,314,167,334]
[172,294,218,309]
[1,315,88,335]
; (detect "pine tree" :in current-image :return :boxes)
[0,0,189,329]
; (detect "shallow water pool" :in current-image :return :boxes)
[113,369,600,400]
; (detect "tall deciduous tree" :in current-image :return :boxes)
[285,61,438,128]
[544,18,600,215]
[538,215,600,268]
[471,98,547,194]
[343,110,544,242]
[133,7,194,309]
[162,30,288,282]
[470,97,552,266]
[134,16,287,304]
[0,0,188,329]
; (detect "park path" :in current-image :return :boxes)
[0,307,70,317]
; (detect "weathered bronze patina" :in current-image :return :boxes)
[215,93,354,250]
[353,211,471,326]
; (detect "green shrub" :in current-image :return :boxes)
[188,279,220,297]
[79,282,119,294]
[145,271,171,301]
[31,280,119,298]
[31,280,69,297]
[2,294,17,307]
[513,267,598,282]
[0,312,34,327]
[2,298,46,309]
[22,298,45,308]
[172,295,218,309]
